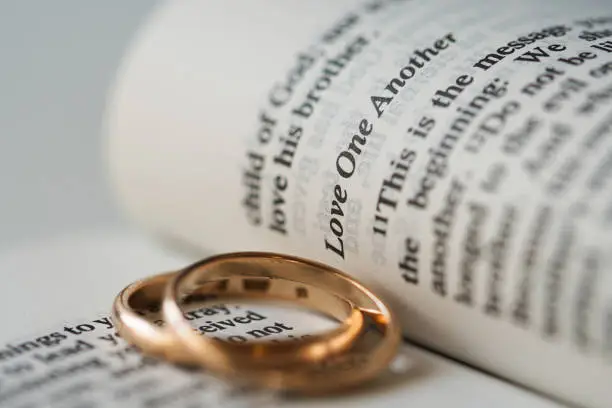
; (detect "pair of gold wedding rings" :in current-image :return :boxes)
[112,252,401,393]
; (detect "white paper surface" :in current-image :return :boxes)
[106,0,612,406]
[0,229,563,407]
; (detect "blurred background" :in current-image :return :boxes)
[0,1,186,335]
[0,1,154,246]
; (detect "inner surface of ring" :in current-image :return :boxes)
[181,257,379,309]
[127,277,166,314]
[127,273,361,348]
[181,276,354,322]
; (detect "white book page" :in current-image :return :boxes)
[106,1,612,405]
[0,229,563,407]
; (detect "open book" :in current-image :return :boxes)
[2,0,612,406]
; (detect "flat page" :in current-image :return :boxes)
[0,230,564,407]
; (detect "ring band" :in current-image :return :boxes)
[163,252,401,392]
[112,269,365,366]
[112,272,194,364]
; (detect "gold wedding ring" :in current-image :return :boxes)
[113,269,364,366]
[112,272,194,364]
[113,252,401,393]
[163,252,401,392]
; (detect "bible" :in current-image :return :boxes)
[3,0,612,406]
[106,0,612,406]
